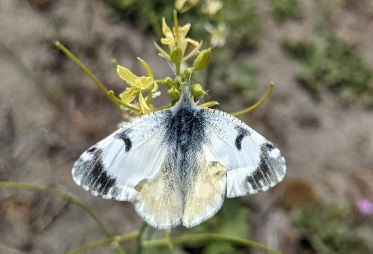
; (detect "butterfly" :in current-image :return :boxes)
[72,85,286,229]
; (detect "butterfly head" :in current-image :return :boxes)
[177,78,195,106]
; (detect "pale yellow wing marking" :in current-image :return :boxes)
[134,168,183,230]
[182,157,227,228]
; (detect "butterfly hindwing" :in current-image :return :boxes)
[201,109,286,198]
[182,148,227,228]
[134,155,183,229]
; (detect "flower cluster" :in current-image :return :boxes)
[56,10,273,118]
[156,15,201,65]
[115,11,214,115]
[175,0,226,47]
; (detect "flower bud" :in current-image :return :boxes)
[191,83,206,97]
[184,67,193,79]
[171,46,183,65]
[194,48,211,70]
[163,77,173,88]
[167,86,181,100]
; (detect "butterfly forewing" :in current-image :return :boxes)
[72,112,169,201]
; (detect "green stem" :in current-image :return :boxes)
[54,41,123,112]
[135,223,148,254]
[154,42,170,60]
[173,10,181,76]
[165,230,174,254]
[0,182,125,254]
[231,82,274,116]
[183,40,203,62]
[66,231,139,254]
[149,11,162,38]
[63,232,283,254]
[155,104,172,111]
[176,64,181,76]
[144,233,283,254]
[155,79,166,84]
[107,90,141,113]
[173,10,179,43]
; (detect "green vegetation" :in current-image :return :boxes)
[180,199,250,254]
[104,0,261,48]
[210,51,258,107]
[270,0,302,22]
[294,204,371,254]
[283,35,373,106]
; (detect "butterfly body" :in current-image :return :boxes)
[72,88,286,229]
[164,97,207,196]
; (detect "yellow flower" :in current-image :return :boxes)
[117,58,156,114]
[138,92,154,114]
[202,0,223,17]
[161,17,191,54]
[155,12,202,62]
[175,0,200,13]
[205,22,226,47]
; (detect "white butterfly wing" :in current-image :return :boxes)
[72,110,184,229]
[72,112,168,201]
[202,109,286,198]
[182,156,227,228]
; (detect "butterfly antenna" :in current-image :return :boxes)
[158,53,176,77]
[179,51,200,101]
[196,89,208,104]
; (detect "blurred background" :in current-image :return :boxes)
[1,0,373,253]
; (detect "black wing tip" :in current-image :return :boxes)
[72,148,120,198]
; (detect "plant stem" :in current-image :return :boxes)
[165,230,174,254]
[155,79,166,84]
[173,10,181,76]
[149,11,162,38]
[66,231,139,254]
[54,41,123,112]
[135,223,148,254]
[154,42,170,60]
[155,104,172,111]
[176,64,181,76]
[231,82,275,116]
[0,182,125,254]
[107,90,141,112]
[62,232,283,254]
[173,10,179,43]
[183,40,202,61]
[143,233,283,254]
